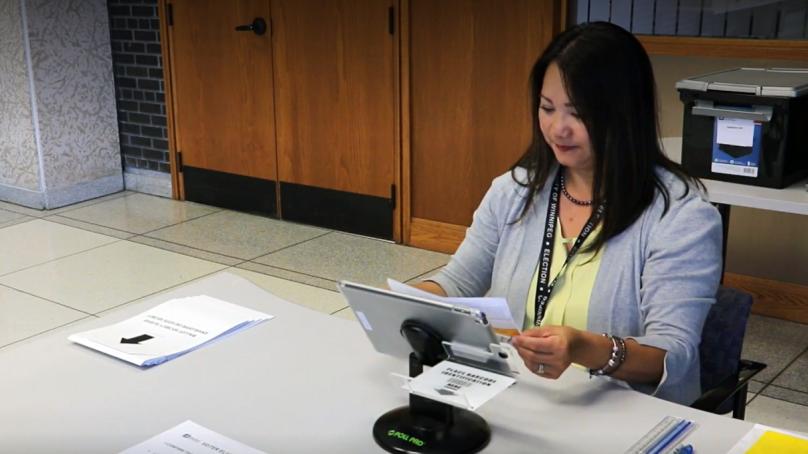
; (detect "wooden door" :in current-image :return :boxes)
[167,0,278,214]
[272,0,398,239]
[407,0,558,252]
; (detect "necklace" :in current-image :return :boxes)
[559,173,593,206]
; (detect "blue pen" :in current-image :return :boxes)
[648,420,692,454]
[674,445,694,454]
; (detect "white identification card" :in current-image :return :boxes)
[120,420,267,454]
[405,360,516,411]
[716,117,754,147]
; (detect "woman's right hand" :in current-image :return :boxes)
[512,325,582,379]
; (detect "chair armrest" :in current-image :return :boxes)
[691,359,767,413]
[737,360,767,384]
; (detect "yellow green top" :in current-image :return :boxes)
[523,219,604,330]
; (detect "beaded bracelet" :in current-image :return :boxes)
[589,333,627,377]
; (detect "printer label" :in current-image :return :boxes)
[712,116,761,178]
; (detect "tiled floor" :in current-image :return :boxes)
[1,191,807,434]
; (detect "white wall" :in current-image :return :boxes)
[0,0,123,209]
[0,0,40,193]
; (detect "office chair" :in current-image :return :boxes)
[691,286,767,419]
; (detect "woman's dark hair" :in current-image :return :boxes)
[511,21,701,251]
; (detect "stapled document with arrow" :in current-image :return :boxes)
[68,295,272,367]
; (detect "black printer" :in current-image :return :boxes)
[677,68,808,189]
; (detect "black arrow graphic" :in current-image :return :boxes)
[120,334,154,345]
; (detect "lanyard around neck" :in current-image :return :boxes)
[533,169,604,327]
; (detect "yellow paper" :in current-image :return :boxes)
[747,431,808,454]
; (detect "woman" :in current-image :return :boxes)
[417,22,722,405]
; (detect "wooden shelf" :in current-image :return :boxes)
[639,35,808,60]
[725,273,808,325]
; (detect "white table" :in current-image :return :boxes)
[0,272,754,453]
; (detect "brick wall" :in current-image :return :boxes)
[107,0,169,173]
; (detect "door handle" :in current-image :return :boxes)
[235,17,267,36]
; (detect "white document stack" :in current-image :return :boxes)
[69,295,273,367]
[120,420,268,454]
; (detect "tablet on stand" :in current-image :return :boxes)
[338,281,516,454]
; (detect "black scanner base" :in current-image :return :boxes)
[373,401,489,454]
[372,320,491,454]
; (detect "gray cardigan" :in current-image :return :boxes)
[430,167,722,405]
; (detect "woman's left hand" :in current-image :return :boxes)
[511,325,582,379]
